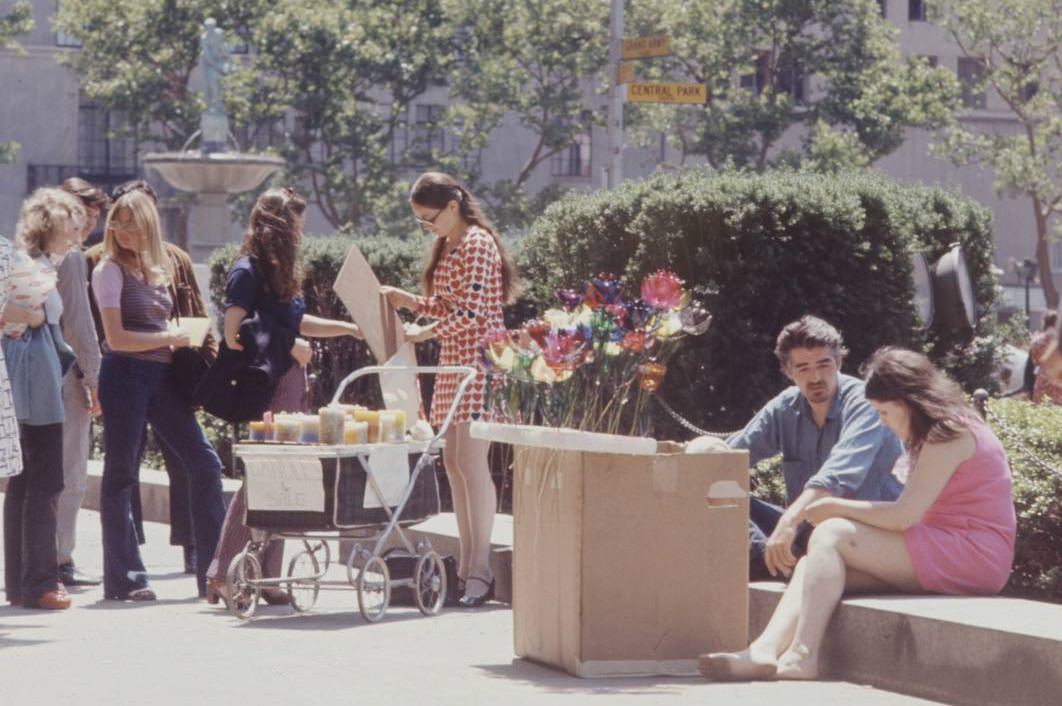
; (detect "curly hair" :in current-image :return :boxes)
[16,187,85,257]
[862,346,974,451]
[240,187,305,301]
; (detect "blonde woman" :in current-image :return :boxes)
[2,188,81,610]
[91,189,225,601]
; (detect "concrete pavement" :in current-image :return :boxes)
[0,509,950,706]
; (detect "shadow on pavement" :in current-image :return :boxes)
[473,660,704,696]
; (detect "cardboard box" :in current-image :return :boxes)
[509,435,749,677]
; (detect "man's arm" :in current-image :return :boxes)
[56,251,101,390]
[726,395,784,467]
[803,393,896,498]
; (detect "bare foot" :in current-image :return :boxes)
[698,647,777,681]
[775,643,818,680]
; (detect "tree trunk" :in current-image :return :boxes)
[1033,198,1059,310]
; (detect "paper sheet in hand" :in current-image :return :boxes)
[363,444,411,509]
[244,456,325,512]
[334,243,407,362]
[177,317,212,348]
[381,342,420,432]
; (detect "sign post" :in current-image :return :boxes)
[605,0,624,189]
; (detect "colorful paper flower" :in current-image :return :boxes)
[626,300,655,330]
[584,273,621,309]
[680,303,713,336]
[524,319,551,348]
[555,288,583,312]
[641,270,684,311]
[637,361,668,392]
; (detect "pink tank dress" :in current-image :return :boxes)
[904,418,1016,595]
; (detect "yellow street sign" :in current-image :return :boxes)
[621,35,670,59]
[627,82,707,105]
[617,61,635,85]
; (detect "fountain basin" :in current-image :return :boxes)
[143,152,284,194]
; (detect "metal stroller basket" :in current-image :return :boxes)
[226,365,476,622]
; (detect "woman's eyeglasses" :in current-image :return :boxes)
[414,208,444,231]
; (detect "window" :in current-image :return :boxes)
[909,0,926,21]
[878,0,887,19]
[957,57,987,110]
[739,52,770,95]
[1052,242,1062,273]
[551,133,591,178]
[413,104,445,154]
[78,103,136,175]
[777,59,805,103]
[920,55,939,68]
[55,1,83,47]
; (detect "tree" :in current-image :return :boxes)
[439,0,608,225]
[932,0,1062,309]
[1,1,33,163]
[242,0,452,232]
[54,1,268,150]
[624,0,959,172]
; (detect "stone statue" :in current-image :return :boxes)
[197,18,232,153]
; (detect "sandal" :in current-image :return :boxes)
[458,576,495,608]
[127,587,157,602]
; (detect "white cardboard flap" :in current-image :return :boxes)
[706,479,747,508]
[244,456,326,512]
[363,444,410,509]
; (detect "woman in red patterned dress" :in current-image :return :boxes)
[382,172,517,607]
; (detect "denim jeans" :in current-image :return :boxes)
[4,423,63,604]
[748,496,813,580]
[98,354,224,598]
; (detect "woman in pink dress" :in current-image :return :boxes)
[701,347,1016,681]
[382,172,517,607]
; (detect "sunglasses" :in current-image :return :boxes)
[414,208,445,231]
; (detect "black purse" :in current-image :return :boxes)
[169,305,211,404]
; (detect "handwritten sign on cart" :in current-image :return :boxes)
[244,457,326,512]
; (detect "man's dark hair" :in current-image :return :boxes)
[774,315,848,368]
[60,177,110,210]
[111,179,158,204]
[1044,311,1058,330]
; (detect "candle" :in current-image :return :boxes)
[392,410,406,436]
[343,421,369,445]
[378,411,400,443]
[319,406,345,445]
[273,414,300,443]
[299,414,320,444]
[248,421,267,442]
[354,409,380,443]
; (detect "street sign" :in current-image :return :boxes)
[617,61,635,85]
[621,35,670,59]
[627,82,707,105]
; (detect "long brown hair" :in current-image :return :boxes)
[411,172,518,303]
[862,347,974,451]
[240,187,305,301]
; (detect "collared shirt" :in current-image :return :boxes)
[57,249,101,389]
[727,373,904,504]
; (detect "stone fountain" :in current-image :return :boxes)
[143,18,284,262]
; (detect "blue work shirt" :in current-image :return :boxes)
[727,373,904,504]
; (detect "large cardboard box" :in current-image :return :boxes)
[507,430,749,678]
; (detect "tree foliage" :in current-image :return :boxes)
[932,0,1062,308]
[624,0,959,171]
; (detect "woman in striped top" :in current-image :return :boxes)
[91,189,225,601]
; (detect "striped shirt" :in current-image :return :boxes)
[91,259,173,364]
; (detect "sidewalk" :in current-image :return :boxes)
[0,509,952,706]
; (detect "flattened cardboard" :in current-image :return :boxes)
[512,441,749,677]
[334,243,407,362]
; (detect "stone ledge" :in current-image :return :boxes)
[751,582,1062,706]
[81,459,243,521]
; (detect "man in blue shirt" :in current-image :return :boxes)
[728,316,904,580]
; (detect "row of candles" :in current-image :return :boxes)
[247,406,408,445]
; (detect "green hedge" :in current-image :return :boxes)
[986,399,1062,602]
[518,168,998,437]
